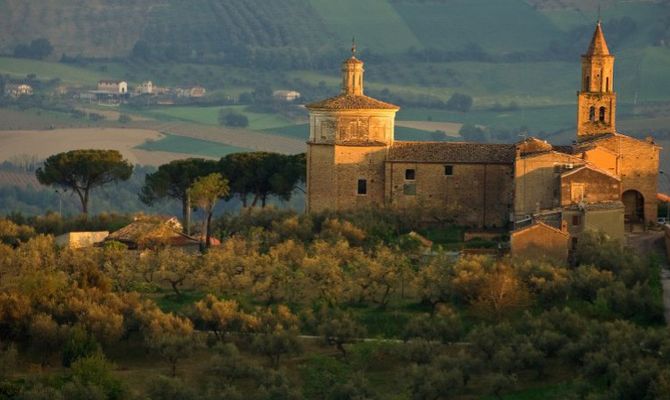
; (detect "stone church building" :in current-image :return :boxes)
[306,23,660,246]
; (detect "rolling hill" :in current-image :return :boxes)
[1,0,668,58]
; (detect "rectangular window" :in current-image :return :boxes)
[444,165,454,176]
[357,179,367,195]
[572,215,581,226]
[405,169,416,180]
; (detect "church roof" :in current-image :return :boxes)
[516,137,553,155]
[585,22,610,56]
[388,141,517,164]
[306,94,399,111]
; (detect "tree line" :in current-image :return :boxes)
[34,149,306,239]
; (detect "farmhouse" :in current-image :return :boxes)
[104,215,220,250]
[306,22,660,258]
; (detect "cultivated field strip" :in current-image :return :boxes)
[135,121,306,155]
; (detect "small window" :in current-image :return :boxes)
[357,179,367,195]
[444,165,454,176]
[606,77,610,92]
[589,106,596,122]
[405,169,416,180]
[599,107,606,122]
[585,76,590,91]
[572,215,581,226]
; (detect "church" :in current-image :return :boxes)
[305,22,660,248]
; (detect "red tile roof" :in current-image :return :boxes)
[306,94,399,111]
[388,141,517,164]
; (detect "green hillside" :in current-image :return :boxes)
[2,0,669,58]
[0,56,108,85]
[392,0,562,52]
[309,0,421,53]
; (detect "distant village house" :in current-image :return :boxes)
[135,81,153,95]
[4,83,33,98]
[273,90,301,102]
[97,80,128,94]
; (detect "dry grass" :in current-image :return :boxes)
[0,128,188,166]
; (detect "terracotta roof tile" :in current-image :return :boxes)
[388,141,516,164]
[306,94,399,111]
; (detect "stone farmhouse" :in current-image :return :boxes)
[305,22,660,255]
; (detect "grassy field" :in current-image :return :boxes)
[136,133,248,158]
[0,56,111,86]
[142,106,293,130]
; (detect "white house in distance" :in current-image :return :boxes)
[135,81,153,95]
[97,80,128,94]
[273,90,301,102]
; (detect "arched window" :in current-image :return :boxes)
[599,107,606,122]
[585,76,590,91]
[589,106,596,122]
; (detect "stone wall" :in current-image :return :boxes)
[309,110,395,145]
[560,167,620,206]
[307,143,388,212]
[386,161,513,228]
[510,223,569,263]
[514,152,585,218]
[583,135,660,224]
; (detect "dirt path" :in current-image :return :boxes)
[626,231,670,324]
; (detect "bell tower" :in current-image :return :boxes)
[577,21,616,141]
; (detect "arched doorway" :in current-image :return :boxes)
[622,190,644,223]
